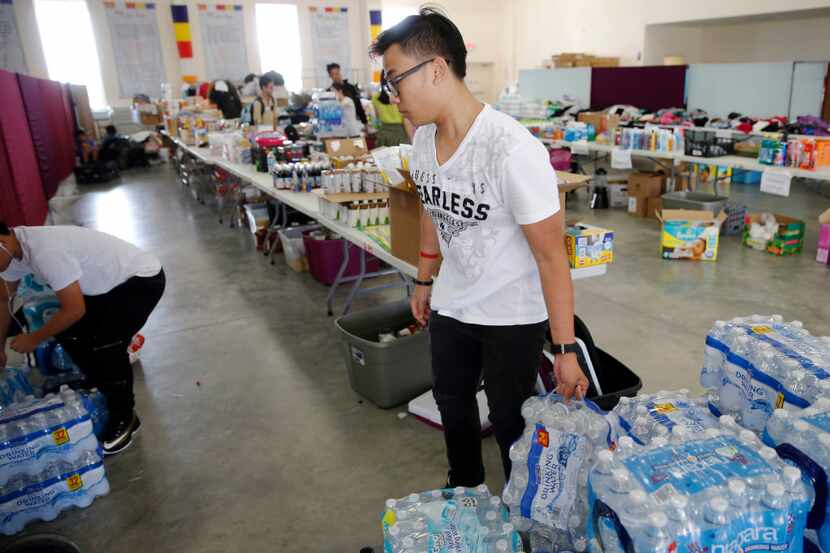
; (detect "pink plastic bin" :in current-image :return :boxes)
[303,235,381,285]
[549,148,572,171]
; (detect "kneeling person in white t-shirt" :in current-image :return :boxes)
[372,9,589,488]
[0,222,165,456]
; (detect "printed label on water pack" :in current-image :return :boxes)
[623,436,773,496]
[520,424,588,529]
[66,474,83,492]
[645,400,715,434]
[51,428,69,446]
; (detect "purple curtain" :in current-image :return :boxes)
[590,66,687,112]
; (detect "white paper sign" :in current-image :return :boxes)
[570,141,589,155]
[611,148,632,170]
[0,2,27,74]
[104,3,165,97]
[198,6,249,81]
[311,8,351,88]
[760,170,792,197]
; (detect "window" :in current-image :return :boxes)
[255,4,302,93]
[34,0,107,109]
[382,7,417,30]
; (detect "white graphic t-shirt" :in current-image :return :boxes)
[411,104,560,325]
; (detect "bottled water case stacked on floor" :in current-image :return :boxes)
[381,485,523,553]
[702,315,830,431]
[587,416,813,553]
[502,394,616,553]
[613,390,719,446]
[0,386,109,535]
[764,400,830,552]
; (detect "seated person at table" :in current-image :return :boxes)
[76,129,97,165]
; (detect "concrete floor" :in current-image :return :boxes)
[3,164,830,552]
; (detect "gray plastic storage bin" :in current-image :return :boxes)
[335,301,432,408]
[661,191,728,214]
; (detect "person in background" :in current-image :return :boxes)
[332,82,364,137]
[264,70,290,108]
[372,73,410,146]
[327,62,367,126]
[241,73,259,98]
[101,125,120,150]
[253,74,277,126]
[0,222,165,455]
[209,79,243,119]
[76,129,97,165]
[371,8,587,488]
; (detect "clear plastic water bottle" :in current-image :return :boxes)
[702,321,729,389]
[766,409,791,442]
[641,512,671,551]
[728,478,748,510]
[704,496,729,525]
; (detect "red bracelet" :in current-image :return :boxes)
[420,250,440,259]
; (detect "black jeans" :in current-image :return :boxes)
[429,312,547,487]
[56,270,165,426]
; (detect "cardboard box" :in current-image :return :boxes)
[591,57,620,67]
[627,171,666,198]
[324,137,367,158]
[627,195,649,217]
[577,112,621,134]
[657,209,727,261]
[646,197,662,219]
[565,224,614,268]
[817,223,830,264]
[609,183,627,208]
[742,213,805,256]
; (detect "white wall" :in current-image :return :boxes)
[646,12,830,65]
[509,0,830,78]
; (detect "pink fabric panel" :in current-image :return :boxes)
[0,69,47,225]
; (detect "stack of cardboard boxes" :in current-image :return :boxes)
[549,53,620,68]
[626,171,666,219]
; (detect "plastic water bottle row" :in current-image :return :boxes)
[587,414,813,553]
[382,485,523,553]
[0,387,98,490]
[0,447,109,535]
[702,315,830,431]
[764,401,830,553]
[0,367,37,409]
[613,390,718,446]
[502,394,615,553]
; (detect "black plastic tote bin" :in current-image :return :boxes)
[335,301,432,408]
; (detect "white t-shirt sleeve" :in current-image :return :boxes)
[0,261,28,283]
[504,138,560,225]
[33,249,82,292]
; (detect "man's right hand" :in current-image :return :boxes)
[410,285,432,327]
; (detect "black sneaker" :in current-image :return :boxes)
[103,413,141,456]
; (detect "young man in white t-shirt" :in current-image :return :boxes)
[0,222,165,455]
[372,9,589,487]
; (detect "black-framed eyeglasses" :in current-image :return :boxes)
[383,58,436,98]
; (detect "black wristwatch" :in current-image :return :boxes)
[551,342,580,355]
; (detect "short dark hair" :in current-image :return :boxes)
[75,129,87,138]
[259,75,273,89]
[0,221,9,235]
[105,125,117,136]
[244,73,257,83]
[326,63,340,75]
[264,71,285,87]
[370,7,467,79]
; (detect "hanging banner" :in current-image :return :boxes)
[0,0,27,74]
[196,4,247,81]
[104,2,165,97]
[310,6,351,88]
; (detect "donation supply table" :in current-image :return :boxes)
[166,135,607,315]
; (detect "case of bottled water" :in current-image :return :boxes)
[0,386,108,534]
[702,315,830,431]
[613,390,718,445]
[764,400,830,553]
[381,485,523,553]
[0,367,37,408]
[502,394,616,553]
[587,416,813,553]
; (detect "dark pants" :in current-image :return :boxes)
[429,312,547,487]
[56,270,165,427]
